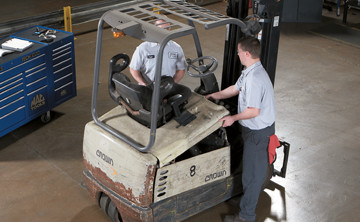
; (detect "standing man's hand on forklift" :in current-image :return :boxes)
[220,115,235,127]
[205,94,213,100]
[205,94,217,103]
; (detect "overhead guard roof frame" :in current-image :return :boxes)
[92,0,246,152]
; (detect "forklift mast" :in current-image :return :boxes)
[256,0,284,86]
[222,0,283,90]
[221,0,283,159]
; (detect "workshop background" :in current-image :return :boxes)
[1,0,359,222]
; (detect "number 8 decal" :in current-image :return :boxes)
[190,165,196,177]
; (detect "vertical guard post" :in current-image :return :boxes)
[63,6,73,33]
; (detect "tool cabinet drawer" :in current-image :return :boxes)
[52,42,73,63]
[0,73,22,89]
[24,63,47,81]
[26,76,48,93]
[53,63,73,80]
[55,81,74,102]
[0,104,26,132]
[0,81,24,101]
[0,93,24,111]
[0,88,24,108]
[54,72,73,89]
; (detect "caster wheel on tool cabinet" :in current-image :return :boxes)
[40,111,51,123]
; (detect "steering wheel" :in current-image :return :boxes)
[186,56,218,77]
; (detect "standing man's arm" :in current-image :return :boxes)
[220,107,260,127]
[205,85,260,127]
[205,85,239,100]
[130,68,147,86]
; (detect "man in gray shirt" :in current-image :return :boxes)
[129,19,186,86]
[206,36,275,222]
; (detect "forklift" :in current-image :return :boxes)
[82,0,290,221]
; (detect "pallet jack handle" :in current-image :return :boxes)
[273,141,290,178]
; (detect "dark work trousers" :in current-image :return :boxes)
[239,123,275,222]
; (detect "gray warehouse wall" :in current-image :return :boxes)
[282,0,323,23]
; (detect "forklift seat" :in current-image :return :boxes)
[108,53,192,128]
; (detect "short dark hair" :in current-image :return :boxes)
[238,36,261,59]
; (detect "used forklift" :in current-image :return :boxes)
[82,0,289,221]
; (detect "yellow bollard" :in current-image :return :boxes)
[63,6,72,33]
[153,7,160,14]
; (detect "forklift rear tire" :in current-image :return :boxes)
[99,193,111,215]
[107,200,122,222]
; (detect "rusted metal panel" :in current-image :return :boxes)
[83,170,99,202]
[83,159,156,206]
[83,169,154,222]
[83,121,158,206]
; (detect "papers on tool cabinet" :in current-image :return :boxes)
[1,38,33,52]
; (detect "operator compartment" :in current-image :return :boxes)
[108,53,193,128]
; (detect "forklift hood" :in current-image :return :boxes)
[98,93,229,167]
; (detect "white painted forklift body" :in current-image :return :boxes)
[83,94,231,217]
[82,0,254,221]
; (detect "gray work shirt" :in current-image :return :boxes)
[129,41,186,82]
[235,61,276,130]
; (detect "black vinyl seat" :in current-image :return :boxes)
[108,53,192,128]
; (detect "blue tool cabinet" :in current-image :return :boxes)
[0,26,76,137]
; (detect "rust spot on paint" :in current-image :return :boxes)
[83,169,153,222]
[83,160,156,207]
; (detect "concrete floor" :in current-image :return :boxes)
[1,1,360,222]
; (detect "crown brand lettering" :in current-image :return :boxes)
[205,170,227,182]
[96,150,114,166]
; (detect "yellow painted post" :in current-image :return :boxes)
[153,7,160,14]
[63,6,72,33]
